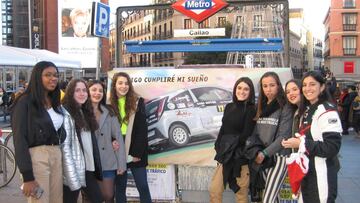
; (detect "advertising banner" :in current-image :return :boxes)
[279,176,298,203]
[126,164,176,201]
[58,0,99,68]
[108,67,293,166]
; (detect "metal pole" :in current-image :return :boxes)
[96,38,102,80]
[28,0,32,49]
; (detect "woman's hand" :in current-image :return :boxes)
[112,140,120,151]
[132,157,141,162]
[22,180,39,197]
[281,138,301,149]
[117,169,126,175]
[255,152,265,164]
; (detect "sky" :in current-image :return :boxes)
[109,0,331,38]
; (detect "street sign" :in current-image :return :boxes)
[91,2,110,38]
[172,0,228,23]
[173,28,225,37]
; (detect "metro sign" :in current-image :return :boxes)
[172,0,228,23]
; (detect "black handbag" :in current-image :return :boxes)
[57,124,66,144]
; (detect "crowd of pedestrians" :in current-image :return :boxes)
[7,60,359,203]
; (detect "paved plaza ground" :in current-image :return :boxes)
[1,118,360,203]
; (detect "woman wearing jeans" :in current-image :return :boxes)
[110,72,151,203]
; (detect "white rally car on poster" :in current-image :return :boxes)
[145,86,232,150]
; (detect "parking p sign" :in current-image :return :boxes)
[91,2,110,38]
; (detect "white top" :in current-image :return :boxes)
[81,130,95,171]
[47,107,63,130]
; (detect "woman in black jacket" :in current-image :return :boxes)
[209,77,256,203]
[11,61,64,202]
[110,72,151,203]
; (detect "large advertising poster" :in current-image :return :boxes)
[58,0,98,68]
[108,67,293,167]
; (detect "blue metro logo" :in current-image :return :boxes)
[185,0,212,10]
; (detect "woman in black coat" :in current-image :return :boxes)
[209,77,256,203]
[110,72,151,203]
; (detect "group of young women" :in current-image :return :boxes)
[210,71,342,203]
[11,61,343,203]
[11,61,151,203]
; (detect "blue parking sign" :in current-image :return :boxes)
[92,2,110,38]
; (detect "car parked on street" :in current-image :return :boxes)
[145,86,232,150]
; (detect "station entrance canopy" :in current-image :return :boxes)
[124,38,283,53]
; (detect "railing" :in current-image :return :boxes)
[152,31,173,40]
[343,24,357,31]
[343,48,357,55]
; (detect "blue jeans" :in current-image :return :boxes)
[115,167,151,203]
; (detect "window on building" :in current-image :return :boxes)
[184,19,192,29]
[198,18,210,28]
[344,0,355,8]
[164,23,167,37]
[236,16,245,33]
[343,13,357,31]
[217,17,226,27]
[154,27,157,39]
[236,16,244,27]
[253,15,264,30]
[170,21,173,35]
[343,36,357,55]
[159,25,162,38]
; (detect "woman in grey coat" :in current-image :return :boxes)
[88,80,127,203]
[249,72,294,203]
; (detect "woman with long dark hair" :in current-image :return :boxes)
[209,77,256,203]
[282,71,342,202]
[246,72,294,202]
[110,72,151,203]
[61,79,103,203]
[88,80,127,203]
[11,61,64,202]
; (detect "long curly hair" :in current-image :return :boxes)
[62,79,98,134]
[109,72,138,124]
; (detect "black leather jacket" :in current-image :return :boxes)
[11,94,64,182]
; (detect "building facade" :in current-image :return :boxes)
[118,1,288,68]
[324,0,360,81]
[1,0,13,46]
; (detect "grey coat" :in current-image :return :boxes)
[61,107,86,191]
[254,103,294,156]
[96,105,126,172]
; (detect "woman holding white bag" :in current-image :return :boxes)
[282,71,342,203]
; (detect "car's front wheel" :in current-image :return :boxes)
[169,124,189,147]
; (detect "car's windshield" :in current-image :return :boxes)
[191,87,232,102]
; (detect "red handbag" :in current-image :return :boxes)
[286,134,309,199]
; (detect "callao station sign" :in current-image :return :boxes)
[172,0,228,23]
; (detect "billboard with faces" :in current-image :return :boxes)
[58,0,99,68]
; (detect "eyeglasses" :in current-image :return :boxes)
[42,73,59,79]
